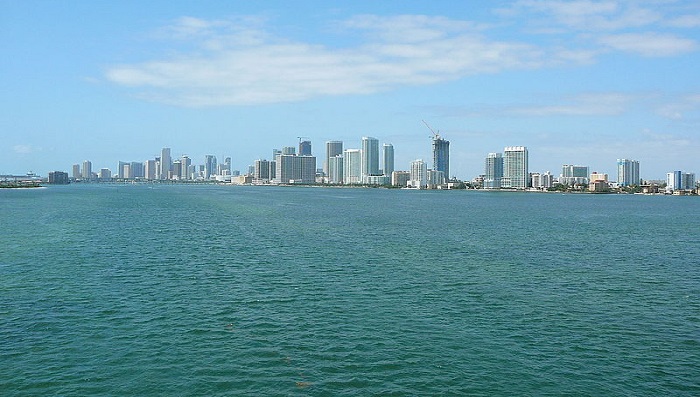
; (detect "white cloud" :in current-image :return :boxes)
[511,93,634,116]
[13,145,41,154]
[598,32,697,56]
[106,15,545,106]
[505,0,661,31]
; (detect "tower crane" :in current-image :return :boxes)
[422,120,441,140]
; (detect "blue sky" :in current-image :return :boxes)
[2,0,699,180]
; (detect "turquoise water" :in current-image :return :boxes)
[1,185,699,396]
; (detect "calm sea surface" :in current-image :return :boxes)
[1,184,698,396]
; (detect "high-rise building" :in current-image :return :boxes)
[274,154,316,184]
[503,146,528,189]
[181,156,191,180]
[254,159,270,182]
[172,160,182,179]
[361,137,380,181]
[325,141,343,176]
[329,155,344,184]
[410,159,427,189]
[391,171,410,187]
[617,159,640,186]
[72,164,81,180]
[682,173,696,190]
[484,153,503,189]
[343,149,362,184]
[99,168,112,180]
[82,160,92,180]
[160,148,172,180]
[205,155,217,179]
[299,156,316,184]
[560,165,589,185]
[299,140,312,156]
[48,171,69,184]
[382,143,394,177]
[282,146,296,156]
[144,160,157,180]
[432,136,450,181]
[667,171,682,191]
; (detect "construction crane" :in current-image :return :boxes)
[297,136,311,143]
[422,120,441,140]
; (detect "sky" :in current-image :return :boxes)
[2,0,699,180]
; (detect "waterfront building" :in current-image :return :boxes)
[325,141,343,176]
[299,156,316,184]
[382,143,394,177]
[180,156,191,180]
[391,171,410,187]
[484,153,503,189]
[204,155,217,179]
[409,159,427,189]
[361,137,380,182]
[299,140,312,156]
[171,160,182,179]
[427,170,445,189]
[590,172,608,182]
[160,148,172,180]
[254,159,270,183]
[502,146,528,189]
[617,159,640,186]
[268,161,276,181]
[48,171,69,184]
[274,154,316,184]
[343,149,362,184]
[99,168,111,180]
[432,136,450,181]
[667,171,682,192]
[329,155,344,184]
[82,160,92,180]
[682,173,696,190]
[72,164,81,180]
[144,160,157,180]
[560,165,589,185]
[366,175,391,185]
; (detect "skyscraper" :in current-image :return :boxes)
[254,159,270,182]
[432,136,450,181]
[325,141,343,176]
[145,160,157,180]
[72,164,81,180]
[484,153,503,189]
[343,149,362,184]
[82,160,92,180]
[617,159,640,186]
[329,155,344,184]
[204,155,217,179]
[299,140,312,156]
[361,137,380,182]
[180,156,191,180]
[160,148,172,180]
[667,171,682,191]
[410,159,427,189]
[503,146,528,189]
[382,143,394,176]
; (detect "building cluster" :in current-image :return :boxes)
[50,129,696,194]
[250,135,450,189]
[70,148,238,183]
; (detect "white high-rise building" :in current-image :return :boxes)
[382,143,394,176]
[343,149,362,184]
[502,146,528,189]
[409,159,427,189]
[361,136,380,182]
[617,159,640,187]
[72,164,81,179]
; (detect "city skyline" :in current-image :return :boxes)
[3,1,699,178]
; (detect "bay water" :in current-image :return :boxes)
[1,185,698,396]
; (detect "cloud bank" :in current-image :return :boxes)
[105,3,698,107]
